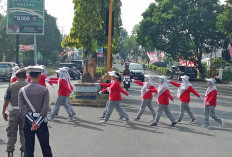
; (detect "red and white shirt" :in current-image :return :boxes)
[101,81,128,101]
[150,88,173,105]
[135,80,156,99]
[170,81,200,103]
[39,74,47,87]
[205,90,217,107]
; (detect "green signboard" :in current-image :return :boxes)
[7,0,45,35]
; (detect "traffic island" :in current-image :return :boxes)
[69,83,108,107]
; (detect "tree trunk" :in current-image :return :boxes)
[197,47,206,79]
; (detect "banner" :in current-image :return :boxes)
[7,0,45,35]
[179,60,195,67]
[97,47,103,57]
[146,51,164,63]
[19,45,34,51]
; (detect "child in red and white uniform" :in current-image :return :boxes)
[131,75,156,121]
[48,67,76,117]
[48,68,74,121]
[38,65,49,87]
[201,78,223,128]
[10,66,19,83]
[95,80,124,120]
[170,75,201,123]
[99,71,131,124]
[148,76,177,126]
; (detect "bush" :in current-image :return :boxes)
[222,66,232,82]
[96,67,107,78]
[146,64,157,71]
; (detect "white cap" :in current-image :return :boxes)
[206,78,216,83]
[108,71,119,78]
[181,75,189,80]
[27,66,43,73]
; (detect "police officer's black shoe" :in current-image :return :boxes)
[21,151,26,157]
[171,122,177,126]
[8,151,13,157]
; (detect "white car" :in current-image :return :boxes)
[0,62,13,81]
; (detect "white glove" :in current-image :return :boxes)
[199,96,202,101]
[45,78,50,82]
[107,87,110,92]
[95,83,100,86]
[171,99,175,103]
[131,79,135,83]
[51,84,55,88]
[99,91,103,95]
[145,89,150,92]
[127,95,132,98]
[206,102,210,106]
[71,91,74,96]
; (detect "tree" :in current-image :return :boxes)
[119,27,128,59]
[62,0,122,58]
[137,0,225,78]
[217,1,232,42]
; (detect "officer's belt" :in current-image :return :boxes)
[28,112,40,117]
[7,105,19,111]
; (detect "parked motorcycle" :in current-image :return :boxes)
[123,75,131,91]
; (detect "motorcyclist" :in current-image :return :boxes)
[123,65,131,76]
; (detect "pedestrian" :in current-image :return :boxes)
[149,76,177,126]
[2,68,28,157]
[170,75,201,123]
[18,66,52,157]
[131,75,156,121]
[201,78,223,128]
[99,71,131,124]
[10,66,20,84]
[95,80,124,120]
[48,68,74,121]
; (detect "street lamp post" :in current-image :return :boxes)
[106,0,113,81]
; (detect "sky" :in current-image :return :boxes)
[1,0,226,35]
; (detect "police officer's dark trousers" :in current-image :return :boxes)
[24,118,52,157]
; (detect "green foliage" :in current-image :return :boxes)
[136,0,225,79]
[62,0,122,58]
[96,67,107,78]
[222,66,232,81]
[119,27,128,59]
[217,4,232,42]
[156,67,169,76]
[146,64,157,71]
[212,57,232,69]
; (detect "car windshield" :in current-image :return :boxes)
[129,64,143,70]
[0,64,10,68]
[59,64,75,68]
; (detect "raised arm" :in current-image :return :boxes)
[170,81,181,87]
[189,86,200,98]
[134,80,144,86]
[149,88,158,94]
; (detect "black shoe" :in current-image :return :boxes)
[190,118,197,123]
[8,152,13,157]
[171,122,177,126]
[150,123,157,126]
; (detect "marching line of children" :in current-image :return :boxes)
[8,66,224,128]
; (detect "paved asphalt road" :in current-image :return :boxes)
[0,65,232,157]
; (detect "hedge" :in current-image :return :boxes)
[146,64,169,75]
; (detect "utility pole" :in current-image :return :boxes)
[15,35,19,64]
[34,35,37,65]
[107,0,113,81]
